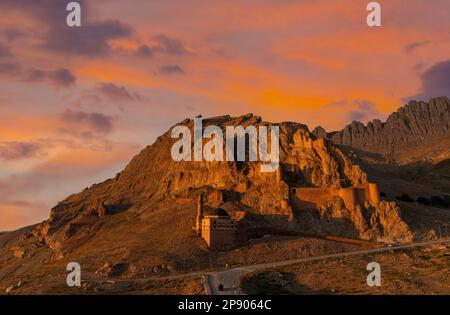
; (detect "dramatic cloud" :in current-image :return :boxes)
[23,68,76,87]
[0,0,131,57]
[0,141,43,160]
[0,62,21,75]
[23,68,46,81]
[347,100,383,123]
[156,64,185,75]
[60,110,114,136]
[0,43,13,58]
[0,56,76,87]
[414,60,450,100]
[152,34,190,55]
[134,35,190,58]
[136,45,154,58]
[96,82,137,101]
[2,27,26,42]
[44,19,131,57]
[404,41,430,54]
[47,68,76,87]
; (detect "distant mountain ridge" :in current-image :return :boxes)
[313,97,450,162]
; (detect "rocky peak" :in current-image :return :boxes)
[31,113,413,259]
[316,97,450,160]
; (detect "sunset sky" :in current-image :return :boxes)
[1,0,450,230]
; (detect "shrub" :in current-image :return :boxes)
[416,197,431,205]
[430,196,444,206]
[443,196,450,208]
[395,193,414,202]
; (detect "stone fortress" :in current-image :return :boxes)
[192,170,381,250]
[291,182,380,211]
[185,117,411,250]
[168,114,412,248]
[195,193,238,250]
[285,129,381,211]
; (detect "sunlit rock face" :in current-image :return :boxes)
[33,114,413,258]
[314,97,450,162]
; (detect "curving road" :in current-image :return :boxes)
[83,238,449,294]
[205,238,450,295]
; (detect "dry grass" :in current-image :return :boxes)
[241,245,450,295]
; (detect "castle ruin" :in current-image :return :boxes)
[195,193,237,250]
[291,182,381,211]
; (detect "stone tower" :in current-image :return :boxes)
[275,164,281,184]
[368,183,380,204]
[195,193,204,235]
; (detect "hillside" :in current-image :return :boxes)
[1,112,449,294]
[313,97,450,163]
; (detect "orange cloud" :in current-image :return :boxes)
[0,114,58,140]
[0,200,48,231]
[1,0,450,231]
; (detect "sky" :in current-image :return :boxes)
[1,0,450,231]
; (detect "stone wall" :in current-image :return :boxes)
[292,182,380,211]
[290,187,332,210]
[201,217,237,250]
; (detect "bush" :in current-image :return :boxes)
[416,197,431,205]
[416,195,450,208]
[443,196,450,208]
[395,193,414,202]
[430,196,444,206]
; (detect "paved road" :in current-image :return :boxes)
[85,238,449,294]
[205,238,450,295]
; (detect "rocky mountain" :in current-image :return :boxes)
[313,97,450,163]
[3,112,450,294]
[6,114,415,263]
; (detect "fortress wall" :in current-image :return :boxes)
[355,182,381,206]
[289,182,380,212]
[356,186,369,206]
[201,229,211,247]
[201,216,237,250]
[292,187,332,210]
[204,230,235,250]
[368,183,380,204]
[336,187,358,210]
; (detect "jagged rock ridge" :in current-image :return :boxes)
[32,114,413,259]
[313,97,450,161]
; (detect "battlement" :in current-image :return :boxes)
[194,191,237,250]
[291,182,380,210]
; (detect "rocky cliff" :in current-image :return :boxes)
[313,97,450,161]
[31,114,413,260]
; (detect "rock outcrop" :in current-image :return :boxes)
[32,114,413,257]
[28,114,411,259]
[313,97,450,161]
